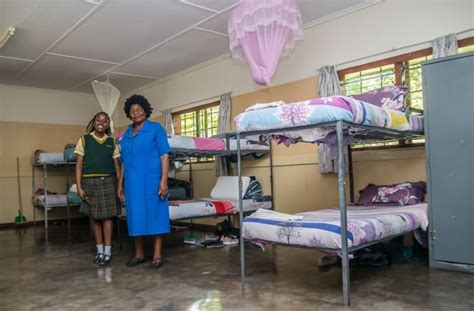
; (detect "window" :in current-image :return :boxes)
[339,50,432,111]
[172,102,220,161]
[339,37,473,150]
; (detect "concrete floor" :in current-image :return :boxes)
[0,222,473,311]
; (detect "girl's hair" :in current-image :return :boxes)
[123,94,153,119]
[86,112,112,136]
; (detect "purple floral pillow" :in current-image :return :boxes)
[357,182,426,206]
[351,86,408,111]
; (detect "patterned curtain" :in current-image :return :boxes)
[317,65,341,174]
[432,34,458,59]
[214,93,232,176]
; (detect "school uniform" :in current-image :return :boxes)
[75,132,121,219]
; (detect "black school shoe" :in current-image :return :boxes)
[99,255,112,267]
[126,257,145,267]
[93,253,104,264]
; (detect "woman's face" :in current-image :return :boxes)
[129,103,146,124]
[130,104,146,123]
[94,114,109,134]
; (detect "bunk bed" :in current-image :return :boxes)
[231,95,425,306]
[32,151,78,237]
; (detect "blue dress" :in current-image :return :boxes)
[120,120,171,236]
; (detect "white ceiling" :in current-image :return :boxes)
[0,0,371,94]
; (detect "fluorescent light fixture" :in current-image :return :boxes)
[0,27,15,49]
[84,0,104,5]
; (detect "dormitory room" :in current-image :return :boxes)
[0,0,473,310]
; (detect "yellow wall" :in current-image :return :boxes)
[0,121,86,224]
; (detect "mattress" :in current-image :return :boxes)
[168,135,269,152]
[242,203,428,250]
[32,194,68,210]
[33,153,65,165]
[234,96,423,145]
[169,197,272,221]
[227,139,269,151]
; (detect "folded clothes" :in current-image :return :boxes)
[251,208,303,221]
[35,188,58,195]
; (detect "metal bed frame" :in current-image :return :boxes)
[32,160,77,236]
[233,120,423,306]
[168,138,274,224]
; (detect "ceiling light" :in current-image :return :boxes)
[0,27,15,49]
[84,0,104,5]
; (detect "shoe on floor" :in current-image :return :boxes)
[99,255,112,267]
[221,236,239,246]
[126,257,145,267]
[93,253,104,264]
[149,258,163,269]
[318,255,338,267]
[184,235,201,245]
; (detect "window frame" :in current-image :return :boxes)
[172,101,220,163]
[337,37,473,151]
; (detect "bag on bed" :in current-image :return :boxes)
[63,144,77,162]
[244,177,262,199]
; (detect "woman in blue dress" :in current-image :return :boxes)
[119,95,171,269]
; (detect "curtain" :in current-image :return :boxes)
[317,65,343,174]
[214,93,232,176]
[161,108,174,135]
[228,0,303,85]
[161,108,176,178]
[91,78,120,133]
[432,34,458,59]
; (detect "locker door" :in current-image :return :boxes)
[424,54,474,264]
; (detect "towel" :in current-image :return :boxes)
[245,101,285,112]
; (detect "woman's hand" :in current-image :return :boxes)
[117,186,124,202]
[159,179,168,200]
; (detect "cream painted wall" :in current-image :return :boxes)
[121,0,473,119]
[0,121,87,224]
[0,84,101,125]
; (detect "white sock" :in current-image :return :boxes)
[104,245,112,256]
[96,244,104,254]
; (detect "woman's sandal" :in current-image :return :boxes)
[149,258,163,269]
[126,257,145,267]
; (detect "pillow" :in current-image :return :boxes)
[357,182,426,206]
[352,86,408,111]
[210,176,251,201]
